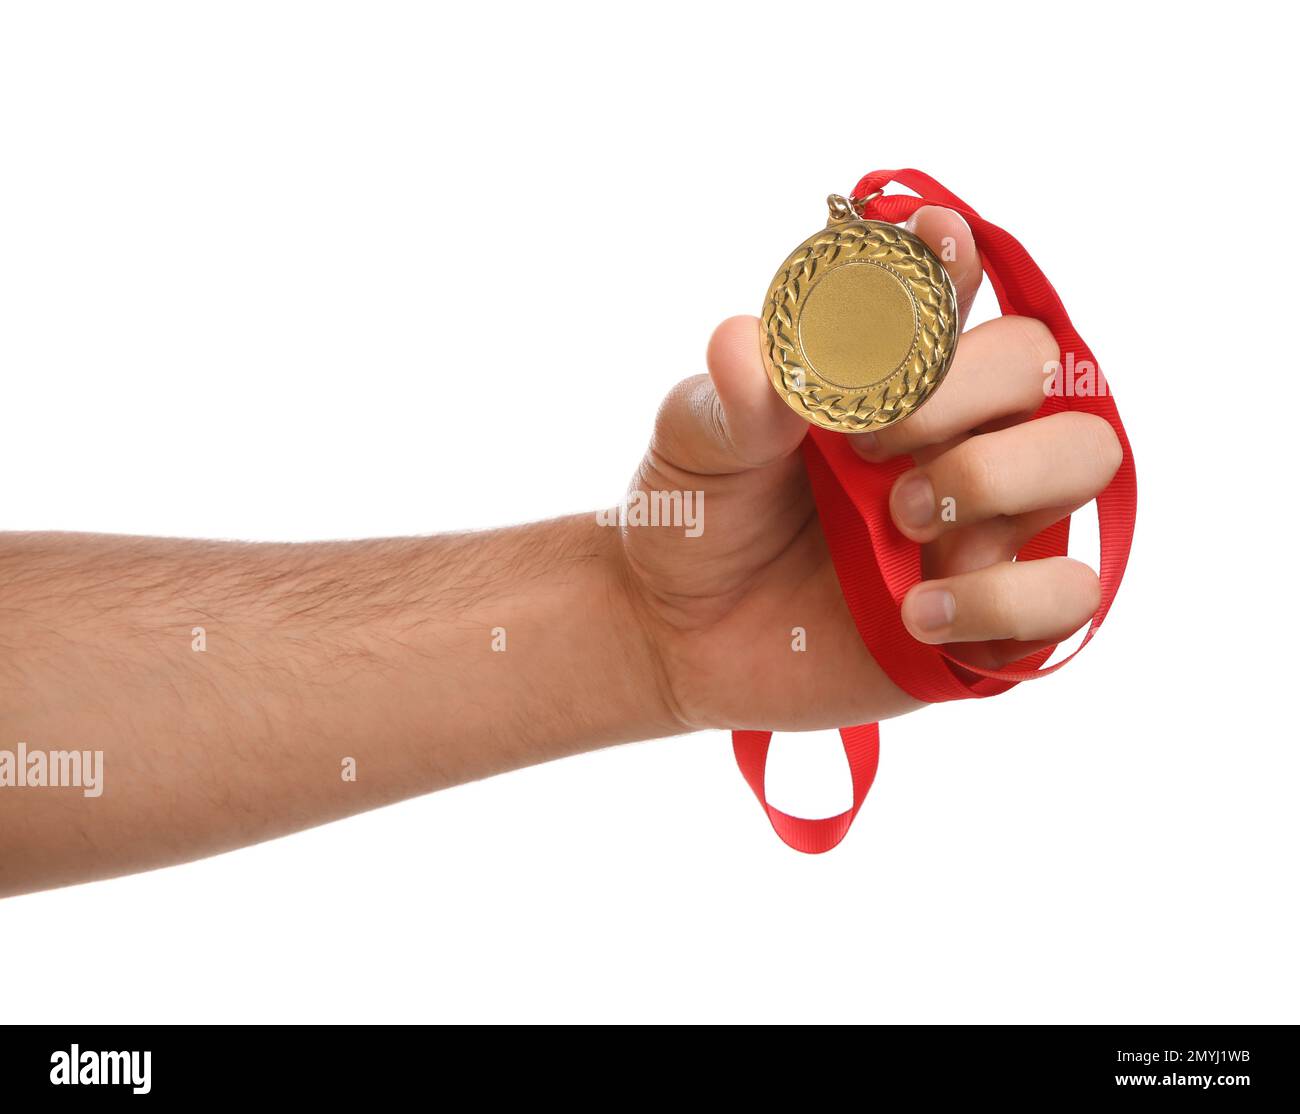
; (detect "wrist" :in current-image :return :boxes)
[587,514,692,741]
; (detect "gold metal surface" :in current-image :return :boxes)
[760,194,959,432]
[798,263,917,389]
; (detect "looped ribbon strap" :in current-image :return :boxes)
[733,168,1137,854]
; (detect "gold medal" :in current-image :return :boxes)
[761,193,959,433]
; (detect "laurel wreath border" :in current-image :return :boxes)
[762,220,959,433]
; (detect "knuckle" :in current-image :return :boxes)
[651,376,714,460]
[1063,559,1103,617]
[1034,559,1100,639]
[998,317,1060,406]
[883,412,937,453]
[1075,413,1123,483]
[949,440,1001,507]
[980,564,1022,634]
[651,378,692,443]
[705,389,737,456]
[1011,316,1061,373]
[1055,412,1123,492]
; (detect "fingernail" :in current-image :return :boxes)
[911,587,956,632]
[893,473,935,530]
[849,432,880,458]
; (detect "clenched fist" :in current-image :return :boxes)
[618,206,1122,732]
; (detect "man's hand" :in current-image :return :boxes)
[619,208,1122,733]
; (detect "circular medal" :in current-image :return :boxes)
[760,194,959,433]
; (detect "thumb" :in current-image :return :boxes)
[651,315,807,476]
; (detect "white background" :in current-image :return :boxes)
[1,1,1296,1023]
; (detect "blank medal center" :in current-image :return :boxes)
[798,263,917,390]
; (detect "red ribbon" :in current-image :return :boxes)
[733,168,1137,853]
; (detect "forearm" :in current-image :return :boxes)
[0,517,679,897]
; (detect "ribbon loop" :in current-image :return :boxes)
[733,725,879,855]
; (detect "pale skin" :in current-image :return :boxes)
[0,209,1121,898]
